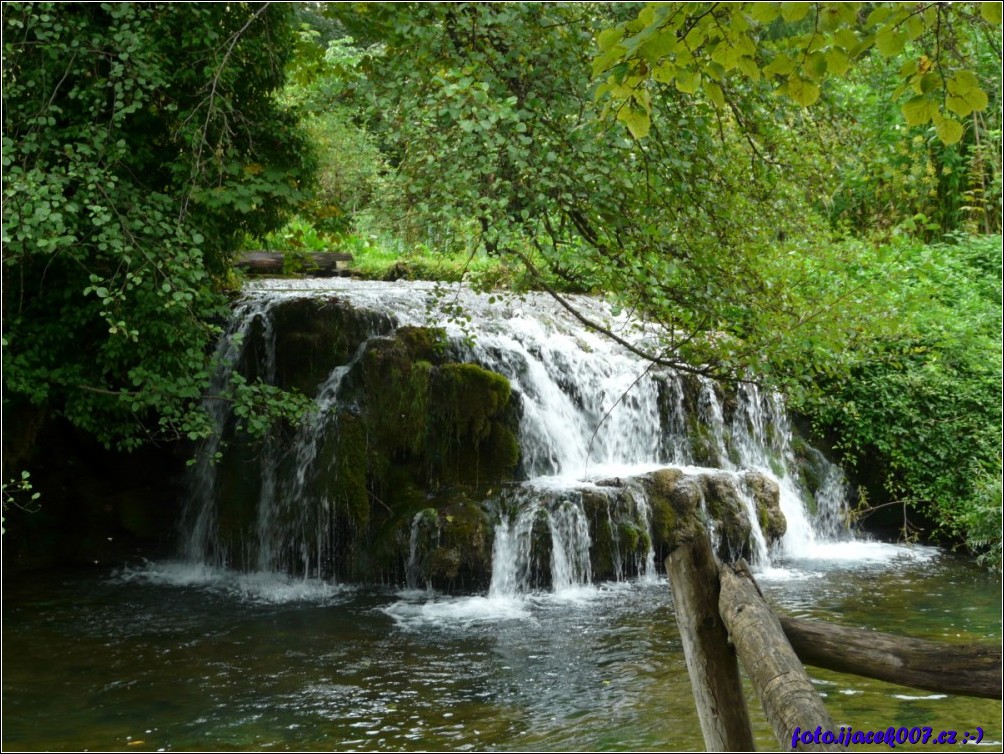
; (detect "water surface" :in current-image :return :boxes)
[3,547,1000,751]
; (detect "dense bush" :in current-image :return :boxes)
[2,3,313,449]
[798,234,1002,566]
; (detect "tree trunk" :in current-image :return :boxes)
[718,562,841,752]
[666,539,756,751]
[234,251,352,275]
[780,615,1002,700]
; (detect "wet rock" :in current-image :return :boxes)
[743,471,786,544]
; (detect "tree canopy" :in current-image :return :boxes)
[323,2,998,384]
[2,2,1000,564]
[594,2,1000,144]
[3,2,313,449]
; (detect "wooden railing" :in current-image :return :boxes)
[666,529,1001,751]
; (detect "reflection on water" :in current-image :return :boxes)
[3,546,1001,752]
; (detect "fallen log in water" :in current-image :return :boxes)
[665,538,755,751]
[235,251,353,276]
[780,615,1002,700]
[718,561,842,752]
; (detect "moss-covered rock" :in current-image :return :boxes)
[436,498,492,591]
[643,468,686,557]
[700,473,753,561]
[359,336,431,458]
[427,363,520,489]
[396,325,448,363]
[743,471,787,545]
[578,486,652,581]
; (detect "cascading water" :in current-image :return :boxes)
[181,278,852,592]
[180,296,277,567]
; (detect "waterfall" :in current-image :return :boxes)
[180,296,276,567]
[487,486,592,596]
[180,279,852,590]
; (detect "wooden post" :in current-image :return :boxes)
[666,536,756,752]
[780,615,1002,700]
[718,562,841,752]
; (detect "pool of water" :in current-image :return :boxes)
[3,545,1000,751]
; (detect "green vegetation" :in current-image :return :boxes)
[3,3,1000,564]
[797,233,1002,568]
[3,3,313,449]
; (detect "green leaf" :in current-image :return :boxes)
[640,30,678,61]
[780,3,810,22]
[749,2,780,24]
[933,113,964,145]
[805,51,828,80]
[825,48,851,77]
[945,72,988,115]
[736,55,760,81]
[703,80,725,109]
[918,72,939,94]
[981,3,1002,24]
[674,69,701,94]
[875,27,906,57]
[763,53,795,78]
[596,28,623,51]
[651,60,676,84]
[901,96,936,127]
[618,105,651,139]
[786,74,820,106]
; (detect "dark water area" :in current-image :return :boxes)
[3,546,1001,752]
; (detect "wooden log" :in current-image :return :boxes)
[234,251,353,276]
[665,537,756,752]
[780,615,1002,700]
[719,562,841,752]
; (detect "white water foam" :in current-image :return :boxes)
[180,278,889,598]
[113,561,350,604]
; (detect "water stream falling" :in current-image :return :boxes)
[10,279,985,753]
[182,279,852,594]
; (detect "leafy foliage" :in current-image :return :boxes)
[326,3,899,385]
[595,2,999,145]
[3,2,313,449]
[796,234,1002,560]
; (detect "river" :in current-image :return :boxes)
[3,545,1000,751]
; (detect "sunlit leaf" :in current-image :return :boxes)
[933,113,964,145]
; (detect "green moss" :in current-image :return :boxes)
[361,338,431,457]
[427,363,519,489]
[396,325,448,362]
[580,490,615,579]
[644,469,684,553]
[430,363,511,442]
[638,527,652,554]
[618,521,641,552]
[688,422,718,467]
[330,412,370,528]
[701,474,752,560]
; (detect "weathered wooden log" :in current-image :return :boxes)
[780,615,1002,700]
[665,537,755,752]
[234,251,353,275]
[719,562,841,752]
